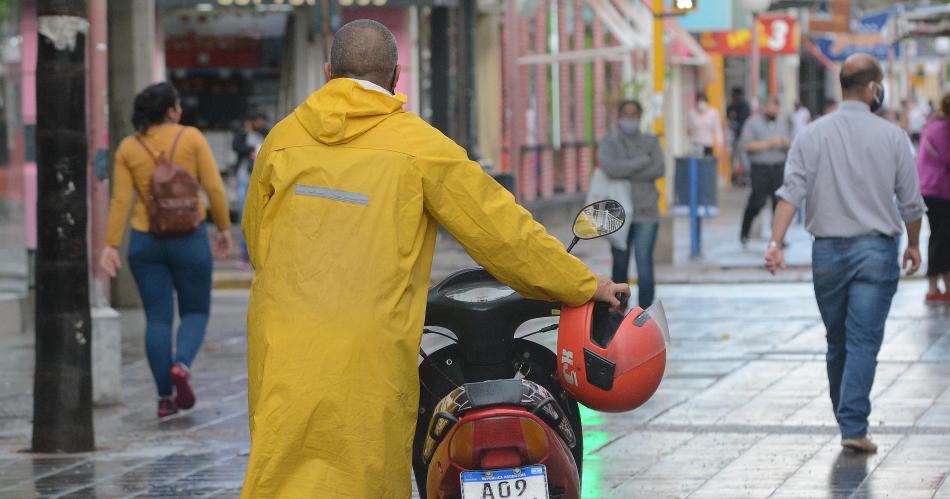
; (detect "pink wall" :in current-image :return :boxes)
[342,8,413,102]
[21,0,37,250]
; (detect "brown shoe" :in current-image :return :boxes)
[841,436,878,453]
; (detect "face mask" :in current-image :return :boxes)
[870,83,885,113]
[618,118,640,134]
[765,112,777,121]
[697,101,709,112]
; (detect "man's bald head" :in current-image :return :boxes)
[839,54,883,97]
[329,19,399,89]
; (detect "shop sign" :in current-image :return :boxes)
[698,16,799,56]
[811,33,899,62]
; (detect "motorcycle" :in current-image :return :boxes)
[411,200,668,499]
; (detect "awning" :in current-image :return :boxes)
[665,18,710,67]
[518,1,709,67]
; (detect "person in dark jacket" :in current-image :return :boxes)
[232,112,269,174]
[597,99,666,308]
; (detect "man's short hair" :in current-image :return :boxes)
[618,99,642,115]
[839,64,882,93]
[329,19,398,83]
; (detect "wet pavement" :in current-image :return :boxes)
[1,276,948,498]
[1,185,949,497]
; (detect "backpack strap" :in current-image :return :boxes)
[168,126,186,160]
[133,134,159,163]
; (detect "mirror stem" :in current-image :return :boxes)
[566,237,579,253]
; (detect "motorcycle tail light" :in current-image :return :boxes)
[448,416,551,469]
[448,421,476,468]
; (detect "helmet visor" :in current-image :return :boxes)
[645,300,670,345]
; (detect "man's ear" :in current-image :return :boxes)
[391,65,401,93]
[324,63,333,82]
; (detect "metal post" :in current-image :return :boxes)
[430,7,450,135]
[689,157,700,258]
[33,0,94,453]
[460,0,478,159]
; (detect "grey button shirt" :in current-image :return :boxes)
[597,131,665,223]
[741,113,792,165]
[776,100,927,238]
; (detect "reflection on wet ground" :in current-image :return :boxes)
[0,283,948,498]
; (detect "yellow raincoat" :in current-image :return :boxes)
[241,78,598,498]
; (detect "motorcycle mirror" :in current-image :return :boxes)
[567,200,626,252]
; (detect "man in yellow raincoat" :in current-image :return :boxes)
[241,20,628,498]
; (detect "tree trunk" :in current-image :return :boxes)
[32,0,94,453]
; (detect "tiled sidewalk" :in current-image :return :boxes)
[1,280,948,498]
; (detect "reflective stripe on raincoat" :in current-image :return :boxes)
[240,78,598,498]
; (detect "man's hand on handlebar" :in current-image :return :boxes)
[593,275,631,312]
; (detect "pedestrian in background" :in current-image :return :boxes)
[917,92,950,303]
[100,82,233,418]
[904,98,929,146]
[727,87,752,186]
[689,92,723,158]
[232,112,269,265]
[598,99,665,308]
[792,101,812,138]
[740,96,791,246]
[766,54,926,453]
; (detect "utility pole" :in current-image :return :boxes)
[33,0,94,453]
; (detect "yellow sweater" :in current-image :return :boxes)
[106,124,231,246]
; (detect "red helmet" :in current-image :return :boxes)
[557,300,668,412]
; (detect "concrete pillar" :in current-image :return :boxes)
[107,0,155,308]
[91,306,121,406]
[278,7,327,119]
[90,0,121,405]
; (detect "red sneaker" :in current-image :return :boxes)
[158,397,178,418]
[926,291,950,303]
[170,363,196,410]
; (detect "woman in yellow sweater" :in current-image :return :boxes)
[99,82,232,418]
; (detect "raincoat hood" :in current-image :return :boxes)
[293,78,408,146]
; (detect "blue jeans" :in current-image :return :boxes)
[128,224,213,397]
[611,222,659,309]
[812,235,899,439]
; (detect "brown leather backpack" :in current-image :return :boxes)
[133,127,201,237]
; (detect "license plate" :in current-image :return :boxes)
[460,465,548,499]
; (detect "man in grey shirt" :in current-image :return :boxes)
[766,54,926,453]
[598,99,665,308]
[740,96,792,244]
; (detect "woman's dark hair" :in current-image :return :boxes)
[131,82,179,133]
[617,99,643,116]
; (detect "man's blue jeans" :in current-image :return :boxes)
[611,222,659,309]
[129,224,213,397]
[812,235,899,439]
